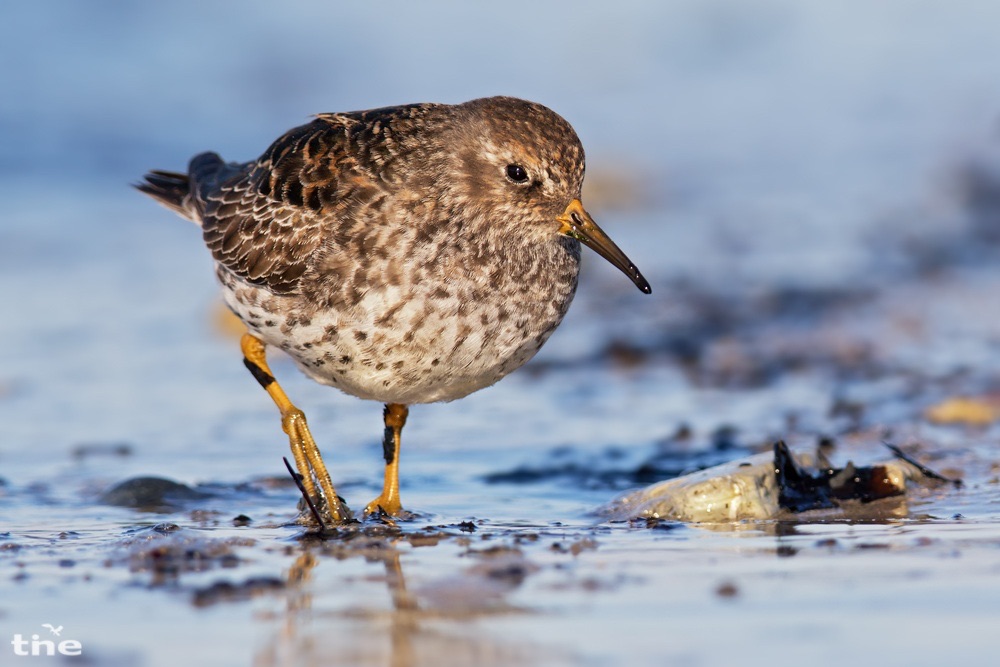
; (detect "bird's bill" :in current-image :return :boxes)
[556,199,651,294]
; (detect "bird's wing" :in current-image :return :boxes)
[191,115,378,295]
[192,103,447,295]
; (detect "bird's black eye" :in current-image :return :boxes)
[506,164,529,184]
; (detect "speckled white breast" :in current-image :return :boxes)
[217,247,580,405]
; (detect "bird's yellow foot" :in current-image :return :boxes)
[363,495,402,518]
[241,333,352,525]
[280,406,352,524]
[363,403,409,518]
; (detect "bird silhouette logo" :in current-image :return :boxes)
[41,624,63,636]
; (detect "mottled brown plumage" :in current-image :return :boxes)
[137,96,649,521]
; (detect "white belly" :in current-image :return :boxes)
[223,279,574,405]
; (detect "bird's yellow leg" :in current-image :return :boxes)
[240,333,350,523]
[365,403,409,517]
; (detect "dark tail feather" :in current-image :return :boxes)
[134,169,197,222]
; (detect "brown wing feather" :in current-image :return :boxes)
[191,116,362,294]
[191,103,447,295]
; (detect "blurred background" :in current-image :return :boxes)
[4,3,1000,665]
[4,0,1000,496]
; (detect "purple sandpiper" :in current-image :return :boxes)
[137,96,650,523]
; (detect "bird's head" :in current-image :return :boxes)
[447,96,650,294]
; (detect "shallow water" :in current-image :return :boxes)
[3,2,1000,666]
